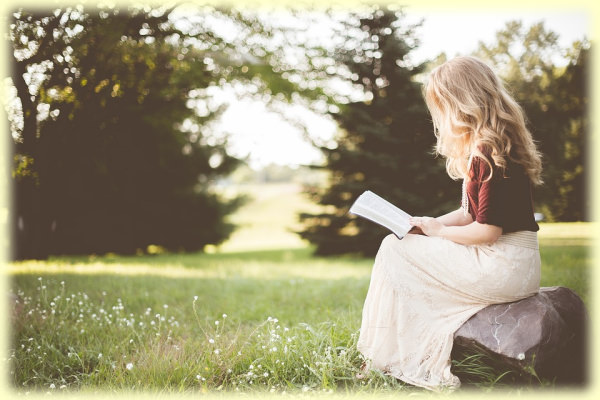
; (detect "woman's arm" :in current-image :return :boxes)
[409,216,502,245]
[436,208,473,226]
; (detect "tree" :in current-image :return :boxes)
[8,5,246,258]
[475,21,590,221]
[299,7,458,256]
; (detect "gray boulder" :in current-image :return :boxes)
[453,286,587,385]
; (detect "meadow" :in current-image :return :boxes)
[5,183,594,395]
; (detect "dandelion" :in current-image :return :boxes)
[126,363,134,370]
[222,313,227,318]
[194,296,198,301]
[215,321,219,325]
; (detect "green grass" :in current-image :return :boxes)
[5,184,594,394]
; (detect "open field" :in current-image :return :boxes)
[5,183,594,394]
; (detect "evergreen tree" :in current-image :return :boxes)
[299,8,458,256]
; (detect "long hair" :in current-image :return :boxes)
[424,56,543,184]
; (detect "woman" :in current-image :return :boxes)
[356,56,543,391]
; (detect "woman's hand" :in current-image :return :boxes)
[409,216,445,237]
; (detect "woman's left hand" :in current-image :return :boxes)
[409,216,445,237]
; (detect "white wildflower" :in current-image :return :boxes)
[126,363,134,370]
[517,352,525,360]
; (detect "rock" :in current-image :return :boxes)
[453,286,587,385]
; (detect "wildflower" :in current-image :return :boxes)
[208,338,215,344]
[263,372,269,377]
[215,321,219,325]
[49,383,55,389]
[517,352,525,360]
[194,296,198,301]
[126,363,134,370]
[222,314,227,318]
[214,349,220,355]
[163,304,168,309]
[98,353,103,359]
[59,385,67,389]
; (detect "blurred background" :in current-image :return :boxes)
[2,1,590,260]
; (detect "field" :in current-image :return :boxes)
[5,183,594,395]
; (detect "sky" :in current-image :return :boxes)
[212,9,589,169]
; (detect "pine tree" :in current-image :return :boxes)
[299,8,458,256]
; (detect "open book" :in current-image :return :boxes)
[348,190,412,239]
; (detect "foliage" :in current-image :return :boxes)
[9,4,322,258]
[299,7,458,256]
[475,21,590,221]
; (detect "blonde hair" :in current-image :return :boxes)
[424,56,543,185]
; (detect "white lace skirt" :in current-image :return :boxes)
[357,231,541,391]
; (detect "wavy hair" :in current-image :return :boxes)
[424,56,542,184]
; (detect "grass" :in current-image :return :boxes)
[4,183,594,394]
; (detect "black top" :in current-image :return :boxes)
[466,155,539,233]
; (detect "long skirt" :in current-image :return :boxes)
[357,231,540,391]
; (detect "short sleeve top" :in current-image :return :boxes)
[465,154,539,233]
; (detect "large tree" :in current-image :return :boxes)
[8,6,247,258]
[299,8,458,256]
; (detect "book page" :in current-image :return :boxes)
[349,191,412,239]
